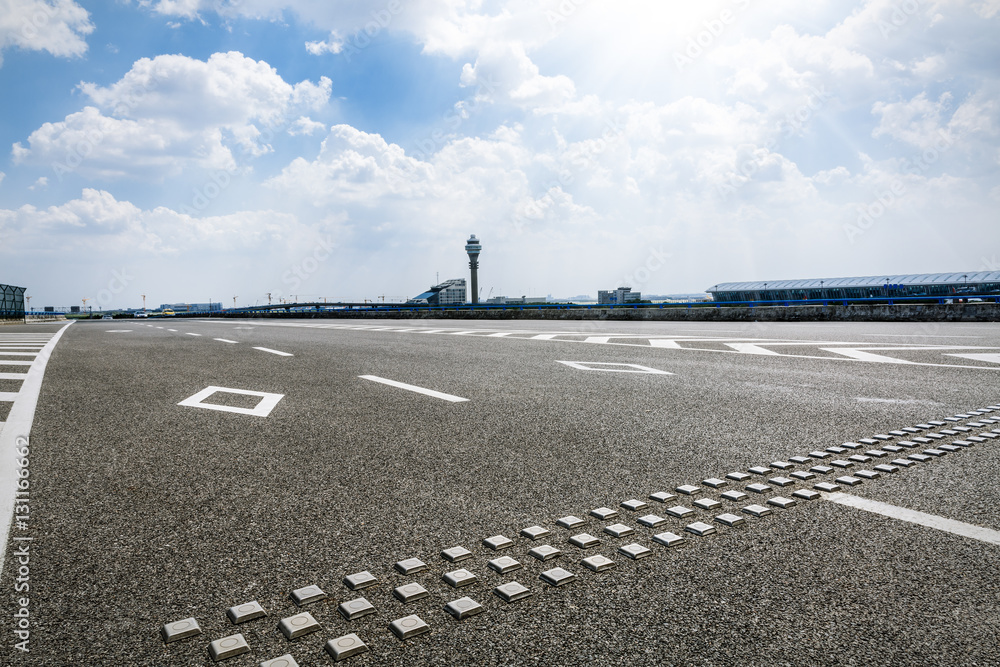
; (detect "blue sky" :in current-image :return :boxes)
[1,0,998,309]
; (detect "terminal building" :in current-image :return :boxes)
[598,287,642,305]
[707,272,1000,302]
[408,279,467,306]
[158,302,222,313]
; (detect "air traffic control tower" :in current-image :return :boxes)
[465,234,482,304]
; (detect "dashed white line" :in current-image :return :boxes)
[253,347,293,357]
[167,329,178,332]
[186,333,202,337]
[214,338,238,344]
[359,375,469,403]
[822,492,1000,546]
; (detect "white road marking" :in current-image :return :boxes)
[556,361,673,375]
[0,353,37,357]
[186,333,202,336]
[0,373,28,380]
[167,329,178,332]
[0,361,32,366]
[648,339,683,349]
[823,492,1000,546]
[726,343,781,355]
[945,353,1000,364]
[214,338,238,344]
[821,348,916,364]
[0,322,72,577]
[0,346,44,350]
[105,330,132,333]
[584,336,610,344]
[177,386,285,417]
[0,392,18,401]
[253,347,294,357]
[359,375,469,403]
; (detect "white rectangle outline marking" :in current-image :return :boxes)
[177,386,285,417]
[556,361,673,375]
[822,492,1000,546]
[359,375,469,403]
[253,347,294,357]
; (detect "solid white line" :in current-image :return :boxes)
[253,347,294,357]
[0,393,18,401]
[0,373,28,380]
[214,338,238,344]
[0,353,37,357]
[0,361,32,366]
[0,347,44,350]
[0,321,74,578]
[359,375,469,403]
[823,492,1000,546]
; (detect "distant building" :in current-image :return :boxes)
[597,287,641,305]
[707,271,1000,302]
[159,302,222,312]
[485,295,547,305]
[408,279,467,306]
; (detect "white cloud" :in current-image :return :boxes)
[12,51,332,179]
[0,0,93,67]
[287,116,326,136]
[28,176,47,189]
[305,34,343,55]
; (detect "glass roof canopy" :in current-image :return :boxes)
[708,271,1000,292]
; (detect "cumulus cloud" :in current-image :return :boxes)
[0,0,93,67]
[287,116,326,136]
[12,51,332,179]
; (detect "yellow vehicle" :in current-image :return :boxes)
[161,309,175,317]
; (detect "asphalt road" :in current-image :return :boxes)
[1,317,999,666]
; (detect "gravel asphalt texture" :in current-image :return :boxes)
[1,318,998,666]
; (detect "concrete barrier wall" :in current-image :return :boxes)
[220,303,999,322]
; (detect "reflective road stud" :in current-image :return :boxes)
[770,461,794,470]
[442,546,473,562]
[390,615,430,640]
[540,567,577,586]
[529,545,562,561]
[344,572,378,591]
[569,533,601,549]
[726,472,751,482]
[494,582,532,602]
[339,597,376,621]
[582,555,616,572]
[603,523,635,538]
[865,450,887,458]
[483,535,514,550]
[443,569,478,588]
[873,464,899,474]
[556,516,586,529]
[394,558,427,575]
[676,484,701,495]
[290,585,326,606]
[226,601,266,624]
[790,471,815,481]
[279,612,321,640]
[767,477,794,487]
[649,491,677,503]
[748,466,770,475]
[393,583,430,603]
[810,465,833,474]
[521,526,550,540]
[715,513,745,527]
[618,543,653,559]
[590,507,619,520]
[621,499,647,511]
[836,476,863,487]
[209,633,250,662]
[742,505,772,517]
[767,497,796,509]
[841,442,862,449]
[694,498,722,510]
[326,634,369,662]
[789,456,810,464]
[720,490,747,502]
[791,489,820,501]
[665,506,694,518]
[653,532,685,548]
[161,617,202,643]
[488,556,523,574]
[445,597,485,621]
[908,453,932,462]
[883,445,904,453]
[891,458,916,468]
[637,514,667,528]
[923,449,946,457]
[809,451,830,459]
[685,522,716,536]
[703,478,728,488]
[855,470,880,480]
[848,455,871,463]
[830,460,853,468]
[746,484,771,494]
[261,655,300,667]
